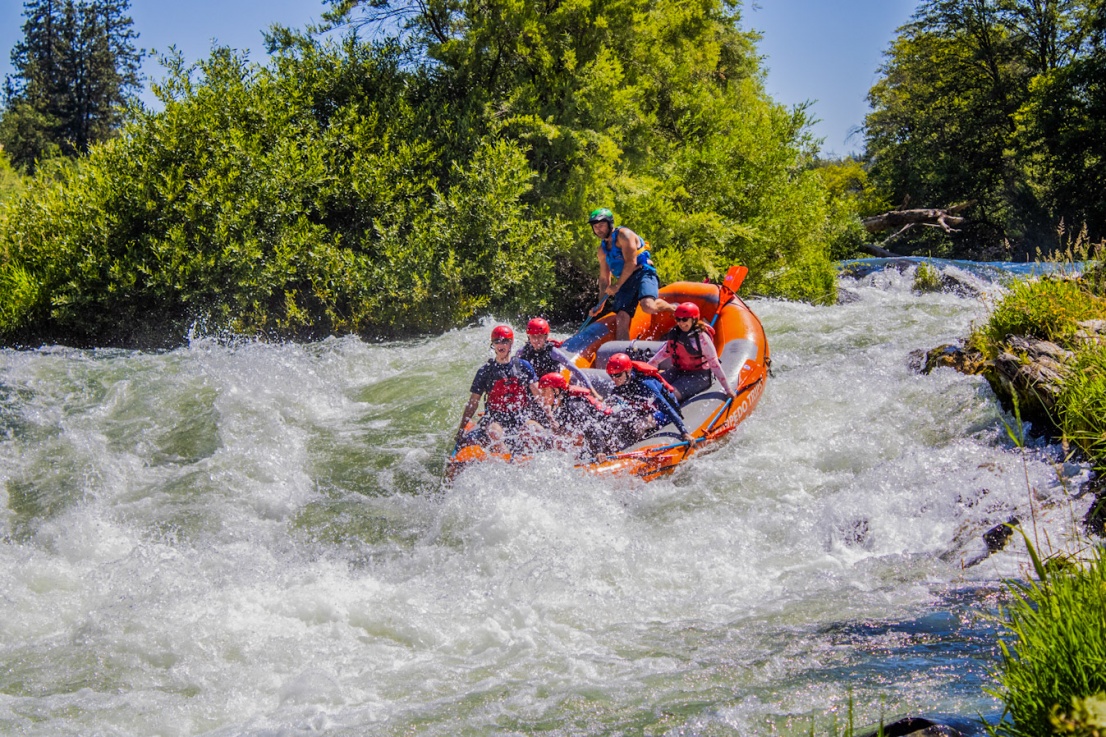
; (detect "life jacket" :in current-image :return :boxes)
[600,227,654,280]
[567,385,610,415]
[629,360,678,397]
[485,359,533,414]
[664,323,716,372]
[518,341,563,378]
[611,363,682,419]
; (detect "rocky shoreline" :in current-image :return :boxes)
[912,319,1106,538]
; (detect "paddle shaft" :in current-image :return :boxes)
[579,295,609,330]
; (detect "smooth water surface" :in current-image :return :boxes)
[0,262,1092,735]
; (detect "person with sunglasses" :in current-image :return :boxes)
[647,302,736,403]
[586,208,677,341]
[454,325,544,452]
[603,352,693,450]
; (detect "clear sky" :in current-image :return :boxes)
[1,0,918,157]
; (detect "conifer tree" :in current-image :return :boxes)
[0,0,142,172]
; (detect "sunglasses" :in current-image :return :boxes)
[612,371,630,379]
[492,339,512,345]
[676,316,694,322]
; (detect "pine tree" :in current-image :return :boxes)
[0,0,142,172]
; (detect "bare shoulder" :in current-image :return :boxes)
[617,226,640,247]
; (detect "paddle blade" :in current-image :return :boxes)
[722,265,748,295]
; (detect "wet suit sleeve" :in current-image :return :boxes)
[517,359,539,384]
[645,378,689,435]
[647,343,672,368]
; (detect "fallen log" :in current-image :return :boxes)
[862,207,968,234]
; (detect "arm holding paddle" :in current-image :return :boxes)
[454,393,481,447]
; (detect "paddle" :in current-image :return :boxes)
[711,265,748,327]
[579,295,609,330]
[609,437,697,458]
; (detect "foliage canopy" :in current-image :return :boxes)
[1,0,143,173]
[0,0,845,347]
[864,0,1106,258]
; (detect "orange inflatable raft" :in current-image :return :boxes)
[447,266,770,482]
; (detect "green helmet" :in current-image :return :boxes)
[588,207,614,225]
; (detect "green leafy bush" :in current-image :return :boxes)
[0,0,851,347]
[0,149,25,203]
[913,261,943,293]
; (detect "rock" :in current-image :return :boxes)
[1083,473,1106,537]
[993,336,1073,419]
[837,287,862,304]
[983,517,1018,553]
[1076,319,1106,346]
[857,716,971,737]
[914,343,988,375]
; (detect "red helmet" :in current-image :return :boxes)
[674,302,700,320]
[526,317,550,335]
[491,325,514,342]
[538,372,567,389]
[606,352,633,375]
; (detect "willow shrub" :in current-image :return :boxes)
[0,151,24,203]
[0,45,567,345]
[0,3,846,347]
[990,542,1106,737]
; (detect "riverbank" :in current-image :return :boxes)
[910,253,1106,736]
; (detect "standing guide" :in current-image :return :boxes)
[587,208,676,341]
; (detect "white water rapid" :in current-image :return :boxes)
[0,261,1092,735]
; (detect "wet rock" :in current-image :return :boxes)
[935,270,986,299]
[839,259,919,279]
[913,343,988,375]
[837,287,862,304]
[983,517,1018,553]
[994,335,1073,421]
[857,715,973,737]
[1083,473,1106,537]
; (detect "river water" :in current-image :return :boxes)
[0,260,1092,736]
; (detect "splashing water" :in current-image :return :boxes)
[0,262,1090,735]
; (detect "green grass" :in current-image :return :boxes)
[1056,343,1106,467]
[913,260,943,292]
[981,276,1106,351]
[988,538,1106,736]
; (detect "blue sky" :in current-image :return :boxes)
[1,0,918,156]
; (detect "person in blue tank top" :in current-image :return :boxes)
[587,208,676,340]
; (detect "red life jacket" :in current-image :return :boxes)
[567,385,610,415]
[629,360,679,396]
[486,359,533,413]
[664,324,715,371]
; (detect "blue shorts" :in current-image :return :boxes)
[611,267,660,315]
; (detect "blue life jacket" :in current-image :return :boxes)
[601,227,654,280]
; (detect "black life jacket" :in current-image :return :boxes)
[611,366,681,418]
[518,341,563,378]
